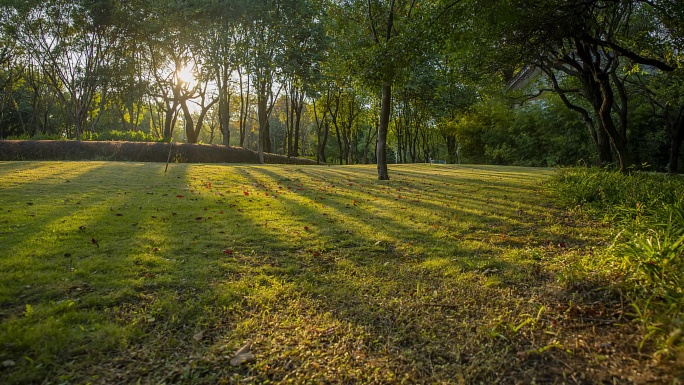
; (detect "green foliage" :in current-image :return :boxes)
[549,167,684,354]
[450,96,593,166]
[614,200,684,300]
[549,167,683,215]
[6,130,162,142]
[81,130,162,142]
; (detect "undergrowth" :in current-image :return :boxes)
[549,167,684,358]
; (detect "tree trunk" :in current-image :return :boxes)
[286,88,293,156]
[446,134,457,164]
[320,120,329,164]
[596,74,630,172]
[238,67,249,148]
[219,86,231,146]
[257,86,267,164]
[180,100,196,143]
[363,121,377,164]
[668,108,684,174]
[377,82,391,180]
[334,120,343,165]
[294,91,304,157]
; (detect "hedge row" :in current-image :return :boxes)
[0,140,318,165]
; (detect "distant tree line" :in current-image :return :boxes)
[0,0,682,176]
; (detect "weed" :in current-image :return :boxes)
[549,167,684,360]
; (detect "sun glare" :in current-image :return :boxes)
[177,66,195,84]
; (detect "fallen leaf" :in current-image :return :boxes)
[91,238,99,248]
[193,331,204,341]
[176,195,184,198]
[230,344,255,366]
[223,249,233,255]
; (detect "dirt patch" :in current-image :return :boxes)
[0,140,318,165]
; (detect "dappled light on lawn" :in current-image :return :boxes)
[0,162,672,384]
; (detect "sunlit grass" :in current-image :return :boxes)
[0,161,672,383]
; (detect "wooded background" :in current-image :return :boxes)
[0,0,682,174]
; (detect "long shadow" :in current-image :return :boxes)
[0,162,126,308]
[0,162,628,384]
[201,166,576,382]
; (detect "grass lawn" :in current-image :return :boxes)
[0,161,675,384]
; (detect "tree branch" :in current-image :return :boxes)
[580,35,676,72]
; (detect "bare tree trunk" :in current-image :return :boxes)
[596,74,630,172]
[238,67,249,147]
[257,80,268,164]
[219,67,231,146]
[445,134,457,164]
[668,107,684,174]
[377,82,391,180]
[294,90,304,157]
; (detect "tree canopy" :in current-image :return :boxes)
[0,0,682,175]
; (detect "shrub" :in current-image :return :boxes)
[549,167,684,355]
[80,130,162,142]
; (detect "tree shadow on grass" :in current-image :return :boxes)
[0,163,664,384]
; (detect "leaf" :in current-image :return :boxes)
[91,238,99,248]
[243,191,249,196]
[192,331,204,341]
[176,195,184,198]
[230,344,255,366]
[223,249,233,255]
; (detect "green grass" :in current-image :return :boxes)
[0,162,677,383]
[549,167,684,360]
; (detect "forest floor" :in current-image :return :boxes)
[0,162,677,384]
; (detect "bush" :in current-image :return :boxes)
[7,131,161,142]
[549,167,684,355]
[84,130,162,142]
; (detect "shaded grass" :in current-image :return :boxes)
[549,167,684,363]
[0,162,676,384]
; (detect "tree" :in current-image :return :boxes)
[488,0,683,172]
[11,0,124,138]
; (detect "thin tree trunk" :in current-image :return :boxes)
[294,90,304,157]
[377,82,391,180]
